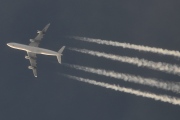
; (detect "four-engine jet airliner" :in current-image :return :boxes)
[7,23,65,77]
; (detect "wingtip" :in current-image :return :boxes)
[45,23,50,28]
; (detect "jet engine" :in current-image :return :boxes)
[28,66,33,69]
[30,39,35,42]
[37,30,42,34]
[25,56,30,59]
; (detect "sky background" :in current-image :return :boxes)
[1,0,180,120]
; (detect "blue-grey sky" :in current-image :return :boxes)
[1,0,180,120]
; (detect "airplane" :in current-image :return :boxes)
[7,23,65,77]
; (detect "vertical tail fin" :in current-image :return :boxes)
[57,46,65,64]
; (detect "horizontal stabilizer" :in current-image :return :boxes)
[58,46,65,54]
[57,55,61,64]
[57,46,65,64]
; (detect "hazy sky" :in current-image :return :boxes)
[1,0,180,120]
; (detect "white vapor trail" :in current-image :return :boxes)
[64,74,180,106]
[65,64,180,93]
[68,48,180,76]
[72,36,180,58]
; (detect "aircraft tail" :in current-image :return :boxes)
[57,46,65,64]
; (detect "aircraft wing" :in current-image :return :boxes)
[27,52,37,77]
[29,23,50,47]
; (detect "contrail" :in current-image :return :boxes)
[68,48,180,76]
[72,36,180,58]
[64,74,180,106]
[65,64,180,93]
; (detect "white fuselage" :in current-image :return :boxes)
[7,42,58,56]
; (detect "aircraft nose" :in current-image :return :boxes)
[7,43,10,46]
[7,43,12,47]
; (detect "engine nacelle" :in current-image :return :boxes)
[28,66,33,69]
[25,56,30,59]
[30,39,35,42]
[37,30,42,34]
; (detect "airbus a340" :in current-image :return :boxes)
[7,23,65,77]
